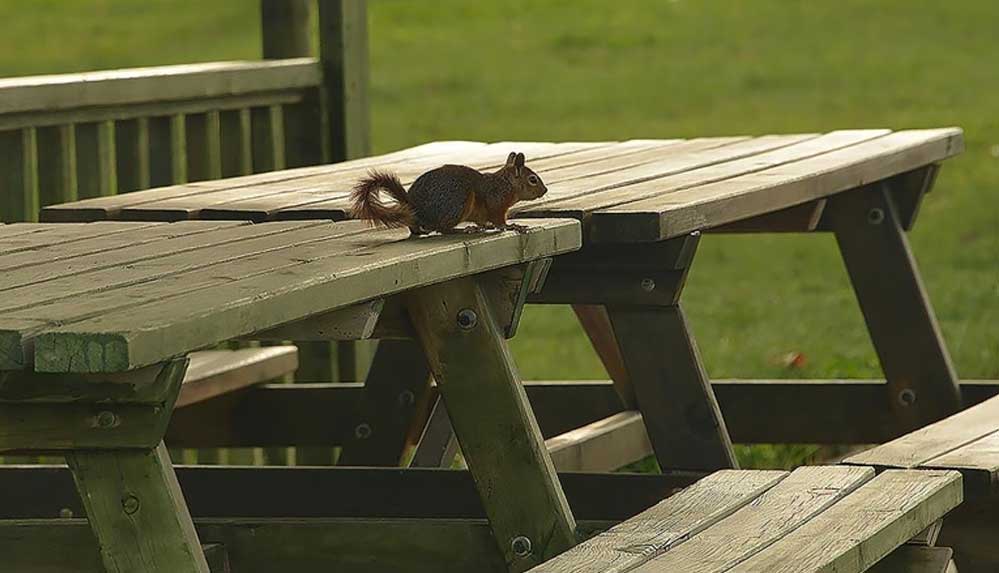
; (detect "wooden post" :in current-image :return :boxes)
[260,0,312,59]
[317,0,371,162]
[823,181,961,430]
[407,277,578,571]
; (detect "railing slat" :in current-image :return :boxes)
[37,125,78,206]
[116,118,151,193]
[251,105,286,173]
[283,92,328,168]
[220,109,253,177]
[149,115,188,186]
[0,128,40,222]
[76,121,118,198]
[186,111,223,182]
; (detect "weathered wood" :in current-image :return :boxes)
[251,105,286,172]
[76,121,118,199]
[706,199,827,233]
[531,469,788,573]
[726,470,962,573]
[608,305,737,471]
[936,495,999,573]
[219,109,254,178]
[250,299,384,341]
[587,128,963,242]
[260,0,312,60]
[0,59,321,117]
[337,340,431,466]
[4,219,579,372]
[868,546,954,573]
[632,466,873,572]
[571,305,635,407]
[825,182,961,430]
[410,393,458,467]
[545,411,653,472]
[176,346,299,408]
[68,442,210,573]
[0,357,183,404]
[0,128,39,222]
[186,111,223,182]
[115,118,151,193]
[318,0,371,161]
[37,124,79,206]
[148,115,185,187]
[407,277,577,570]
[532,268,686,305]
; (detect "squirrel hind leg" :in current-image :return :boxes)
[408,226,430,238]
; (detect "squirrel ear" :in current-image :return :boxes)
[515,153,526,168]
[506,152,517,167]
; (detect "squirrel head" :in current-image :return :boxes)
[499,152,547,201]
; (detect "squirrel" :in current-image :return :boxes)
[350,151,547,236]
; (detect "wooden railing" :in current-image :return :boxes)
[0,58,325,222]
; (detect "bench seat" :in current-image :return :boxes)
[529,466,962,573]
[176,346,298,407]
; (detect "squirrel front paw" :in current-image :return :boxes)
[499,223,532,234]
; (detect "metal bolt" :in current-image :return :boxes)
[867,207,885,225]
[96,411,118,429]
[398,390,415,407]
[122,495,140,515]
[898,388,917,407]
[511,535,533,558]
[640,278,656,292]
[355,422,373,439]
[58,507,74,519]
[456,308,478,330]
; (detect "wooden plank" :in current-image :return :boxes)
[925,430,999,496]
[250,299,384,341]
[0,128,40,222]
[37,124,79,206]
[251,105,286,173]
[726,470,963,573]
[545,411,652,472]
[571,305,635,407]
[75,121,118,199]
[630,466,872,572]
[219,109,253,178]
[845,395,999,470]
[825,183,961,431]
[706,199,826,233]
[186,111,223,182]
[0,221,159,255]
[409,392,458,467]
[407,277,577,570]
[608,304,737,471]
[868,546,954,573]
[589,128,964,242]
[0,59,320,115]
[115,118,151,193]
[337,340,431,466]
[531,469,787,573]
[176,346,299,407]
[318,0,370,161]
[21,219,580,372]
[148,115,184,187]
[67,442,210,572]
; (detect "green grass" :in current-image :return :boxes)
[2,0,996,468]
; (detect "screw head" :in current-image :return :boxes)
[456,308,478,330]
[96,411,118,429]
[122,495,140,515]
[640,278,656,292]
[867,207,885,225]
[398,390,416,406]
[354,422,373,439]
[898,388,917,407]
[58,507,74,519]
[511,535,533,558]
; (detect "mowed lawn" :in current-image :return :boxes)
[2,1,996,466]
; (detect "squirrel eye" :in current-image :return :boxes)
[528,175,539,185]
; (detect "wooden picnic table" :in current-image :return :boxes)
[41,127,968,469]
[4,126,973,572]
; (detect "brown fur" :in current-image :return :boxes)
[349,170,416,229]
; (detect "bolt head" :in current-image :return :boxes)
[867,207,885,225]
[640,278,656,292]
[355,422,373,439]
[122,495,140,515]
[58,507,74,519]
[398,390,416,406]
[456,308,478,330]
[898,388,917,407]
[511,535,532,558]
[96,411,118,429]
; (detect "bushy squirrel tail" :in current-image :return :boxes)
[350,170,416,229]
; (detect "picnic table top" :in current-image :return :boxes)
[532,466,962,573]
[41,128,964,242]
[0,218,579,374]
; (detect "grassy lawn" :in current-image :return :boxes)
[2,0,996,468]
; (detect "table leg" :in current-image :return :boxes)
[67,442,209,573]
[410,392,460,468]
[407,276,577,571]
[823,181,961,430]
[338,339,431,466]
